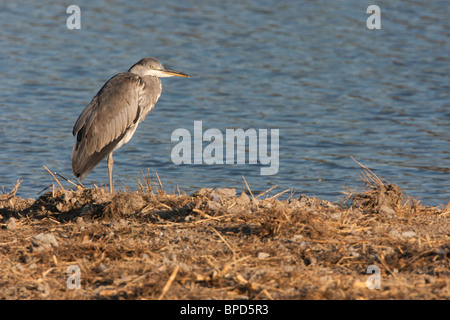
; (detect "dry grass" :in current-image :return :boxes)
[0,169,448,300]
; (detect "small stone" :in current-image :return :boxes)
[236,192,250,205]
[380,205,395,216]
[389,229,401,238]
[257,252,270,259]
[214,188,236,198]
[6,217,17,230]
[298,194,312,206]
[263,202,272,209]
[56,202,65,212]
[13,263,26,272]
[62,191,73,202]
[284,265,294,272]
[424,275,436,284]
[207,200,221,211]
[195,188,214,196]
[99,263,108,272]
[401,231,417,238]
[31,233,59,251]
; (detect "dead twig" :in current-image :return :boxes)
[211,227,237,260]
[242,175,254,199]
[158,265,179,300]
[43,165,65,191]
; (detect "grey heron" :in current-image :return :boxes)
[72,57,190,193]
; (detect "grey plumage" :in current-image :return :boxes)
[72,58,190,191]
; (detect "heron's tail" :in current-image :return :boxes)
[71,141,115,180]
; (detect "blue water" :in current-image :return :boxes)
[0,1,449,205]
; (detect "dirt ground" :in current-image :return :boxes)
[0,170,448,300]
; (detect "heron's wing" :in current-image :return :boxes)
[72,72,145,179]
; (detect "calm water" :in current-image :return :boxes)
[0,1,449,205]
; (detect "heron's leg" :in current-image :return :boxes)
[108,152,114,193]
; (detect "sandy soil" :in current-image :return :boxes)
[0,171,448,300]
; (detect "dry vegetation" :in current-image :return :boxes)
[0,168,448,300]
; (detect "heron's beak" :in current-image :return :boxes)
[161,67,191,78]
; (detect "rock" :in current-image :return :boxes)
[12,263,26,272]
[236,192,250,205]
[194,188,215,196]
[424,275,436,284]
[380,205,395,216]
[292,234,303,241]
[207,200,221,211]
[76,217,84,225]
[194,188,236,201]
[298,194,313,206]
[298,194,336,209]
[389,229,416,239]
[401,231,417,238]
[98,263,108,272]
[62,191,74,202]
[110,219,128,231]
[214,188,236,199]
[6,217,17,230]
[31,233,59,251]
[263,201,272,209]
[37,283,50,297]
[56,202,65,212]
[389,229,401,238]
[284,265,294,272]
[257,252,270,260]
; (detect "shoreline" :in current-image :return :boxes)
[0,171,449,299]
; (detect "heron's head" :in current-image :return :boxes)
[129,58,191,78]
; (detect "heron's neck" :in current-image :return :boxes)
[129,65,152,78]
[141,76,162,106]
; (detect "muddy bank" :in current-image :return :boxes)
[0,173,448,300]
